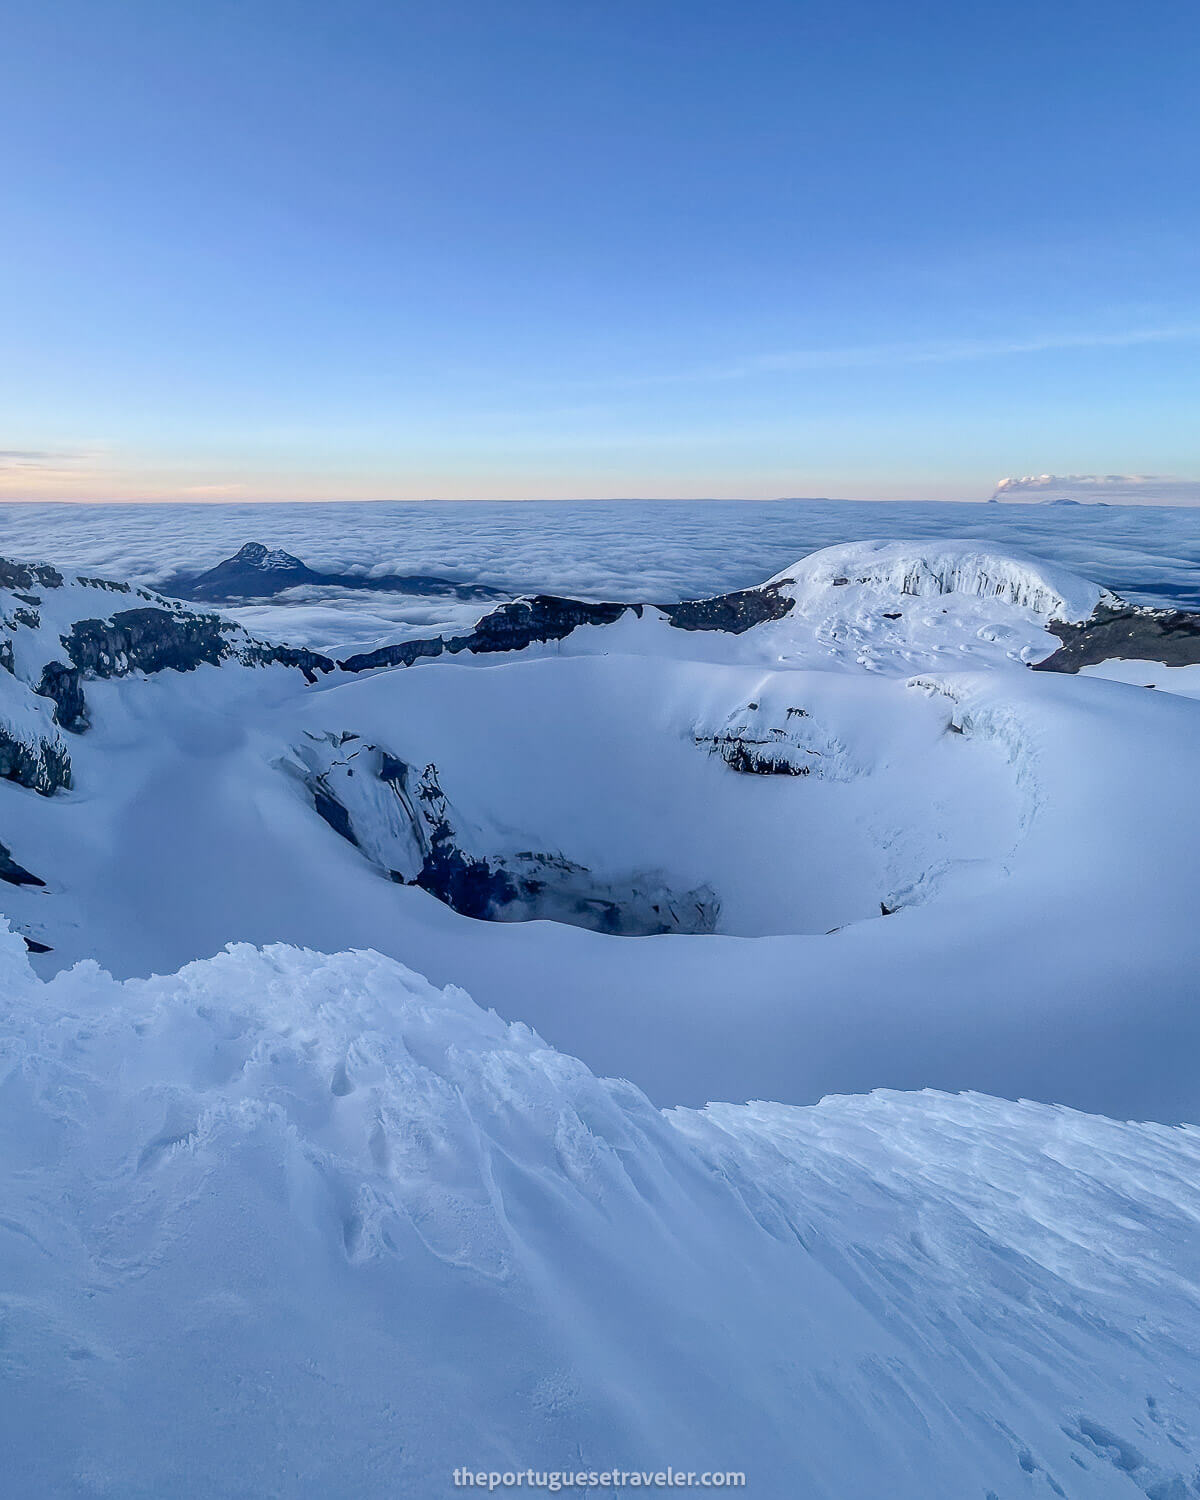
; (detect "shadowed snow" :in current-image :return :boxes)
[1,929,1198,1498]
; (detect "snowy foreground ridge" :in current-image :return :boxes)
[3,928,1200,1500]
[2,535,1200,1495]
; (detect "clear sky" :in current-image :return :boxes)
[2,0,1198,502]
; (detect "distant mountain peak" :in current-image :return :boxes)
[989,473,1200,506]
[161,544,509,606]
[230,542,308,571]
[171,543,324,601]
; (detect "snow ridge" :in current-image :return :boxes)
[3,927,1200,1497]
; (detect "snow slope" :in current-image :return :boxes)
[2,928,1199,1499]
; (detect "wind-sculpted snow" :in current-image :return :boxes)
[768,539,1108,621]
[1,928,1199,1498]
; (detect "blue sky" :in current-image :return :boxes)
[2,0,1198,501]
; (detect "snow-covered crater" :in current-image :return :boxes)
[292,652,1026,938]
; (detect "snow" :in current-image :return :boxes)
[3,516,1200,1493]
[1080,657,1200,699]
[3,926,1200,1498]
[767,538,1109,621]
[291,650,1024,937]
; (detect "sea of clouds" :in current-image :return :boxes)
[1,499,1197,628]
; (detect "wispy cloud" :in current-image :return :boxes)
[0,448,83,474]
[607,323,1200,388]
[0,445,116,496]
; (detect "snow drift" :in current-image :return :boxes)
[3,927,1200,1499]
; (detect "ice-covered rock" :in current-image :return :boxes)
[289,729,720,935]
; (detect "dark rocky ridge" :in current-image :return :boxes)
[1032,602,1200,674]
[164,542,508,605]
[337,582,796,674]
[0,555,338,808]
[660,582,794,634]
[32,604,334,733]
[62,608,231,677]
[0,559,64,592]
[339,596,639,673]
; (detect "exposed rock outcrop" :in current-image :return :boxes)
[339,596,638,673]
[692,700,856,781]
[61,607,230,678]
[1032,602,1200,674]
[0,839,45,887]
[335,582,798,675]
[0,717,72,793]
[661,582,794,633]
[696,733,813,775]
[294,732,718,935]
[34,663,88,734]
[0,554,337,739]
[0,559,63,592]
